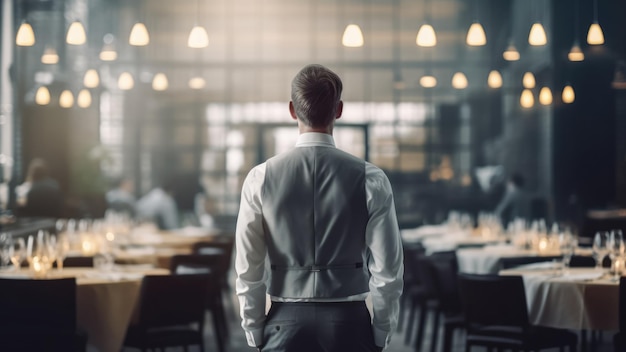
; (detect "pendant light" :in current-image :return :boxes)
[420,75,437,88]
[416,0,436,47]
[16,21,35,46]
[342,24,364,47]
[487,70,502,89]
[568,0,584,61]
[520,89,534,108]
[100,45,117,61]
[528,23,547,46]
[66,21,86,45]
[152,73,169,91]
[41,47,59,64]
[77,89,92,108]
[539,87,553,105]
[452,72,468,89]
[587,0,604,45]
[522,72,536,89]
[59,90,74,108]
[129,22,150,46]
[466,22,487,46]
[188,0,209,48]
[35,86,50,105]
[118,72,134,90]
[502,42,520,61]
[83,69,100,88]
[189,77,206,90]
[562,85,575,104]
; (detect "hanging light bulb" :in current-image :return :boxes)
[59,90,74,108]
[451,72,468,89]
[189,77,206,89]
[66,21,86,45]
[466,22,487,46]
[416,24,437,47]
[420,75,437,88]
[83,69,100,88]
[41,47,59,64]
[118,72,134,90]
[35,86,50,105]
[562,85,575,103]
[587,22,604,45]
[342,24,364,47]
[520,89,534,108]
[152,73,169,91]
[568,43,585,61]
[188,26,209,48]
[129,22,150,46]
[539,87,553,105]
[522,72,536,89]
[487,70,503,89]
[528,23,547,46]
[16,22,35,46]
[502,43,520,61]
[77,89,92,108]
[100,44,117,61]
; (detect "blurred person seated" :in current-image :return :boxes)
[16,158,63,218]
[136,177,179,230]
[105,177,136,217]
[495,172,529,225]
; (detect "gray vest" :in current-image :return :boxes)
[262,146,370,299]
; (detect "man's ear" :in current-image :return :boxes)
[289,101,298,121]
[335,101,343,120]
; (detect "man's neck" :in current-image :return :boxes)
[298,124,333,135]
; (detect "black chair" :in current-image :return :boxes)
[458,273,578,352]
[192,236,235,283]
[500,255,559,270]
[123,274,212,352]
[0,278,87,352]
[614,277,626,351]
[170,254,230,352]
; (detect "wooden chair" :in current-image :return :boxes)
[0,278,87,352]
[122,274,212,352]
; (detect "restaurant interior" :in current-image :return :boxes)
[0,0,625,351]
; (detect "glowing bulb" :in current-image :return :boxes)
[35,86,50,105]
[420,75,437,88]
[41,47,59,64]
[568,44,585,61]
[587,22,604,45]
[342,24,364,47]
[189,77,206,89]
[129,22,150,46]
[83,69,100,88]
[487,70,502,89]
[503,44,520,61]
[66,21,86,45]
[528,22,547,46]
[562,85,575,103]
[59,90,74,108]
[451,72,468,89]
[416,24,437,47]
[118,72,134,90]
[16,22,35,46]
[466,22,487,46]
[520,89,534,108]
[539,87,553,105]
[523,72,536,89]
[152,73,169,91]
[77,89,92,108]
[188,26,209,48]
[99,45,117,61]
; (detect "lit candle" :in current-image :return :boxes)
[538,237,548,252]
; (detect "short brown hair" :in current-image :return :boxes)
[290,64,343,128]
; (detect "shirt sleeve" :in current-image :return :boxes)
[235,164,268,347]
[364,163,404,348]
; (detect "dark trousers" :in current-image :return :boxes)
[261,301,378,352]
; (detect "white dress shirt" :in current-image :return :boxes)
[235,132,404,348]
[136,187,179,230]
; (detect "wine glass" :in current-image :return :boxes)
[9,238,25,271]
[0,233,11,269]
[608,229,625,281]
[559,232,577,275]
[592,231,609,272]
[55,235,70,271]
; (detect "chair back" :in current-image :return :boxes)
[500,256,557,270]
[0,278,77,330]
[170,254,222,275]
[136,274,211,328]
[428,251,461,315]
[457,273,529,329]
[192,237,234,269]
[620,277,626,334]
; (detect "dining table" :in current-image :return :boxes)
[0,266,169,352]
[456,244,564,274]
[500,264,619,331]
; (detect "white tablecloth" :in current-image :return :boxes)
[457,245,560,274]
[499,267,619,331]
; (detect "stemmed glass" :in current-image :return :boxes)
[55,235,70,271]
[592,231,609,273]
[608,229,625,281]
[9,238,25,271]
[559,232,577,275]
[0,233,11,269]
